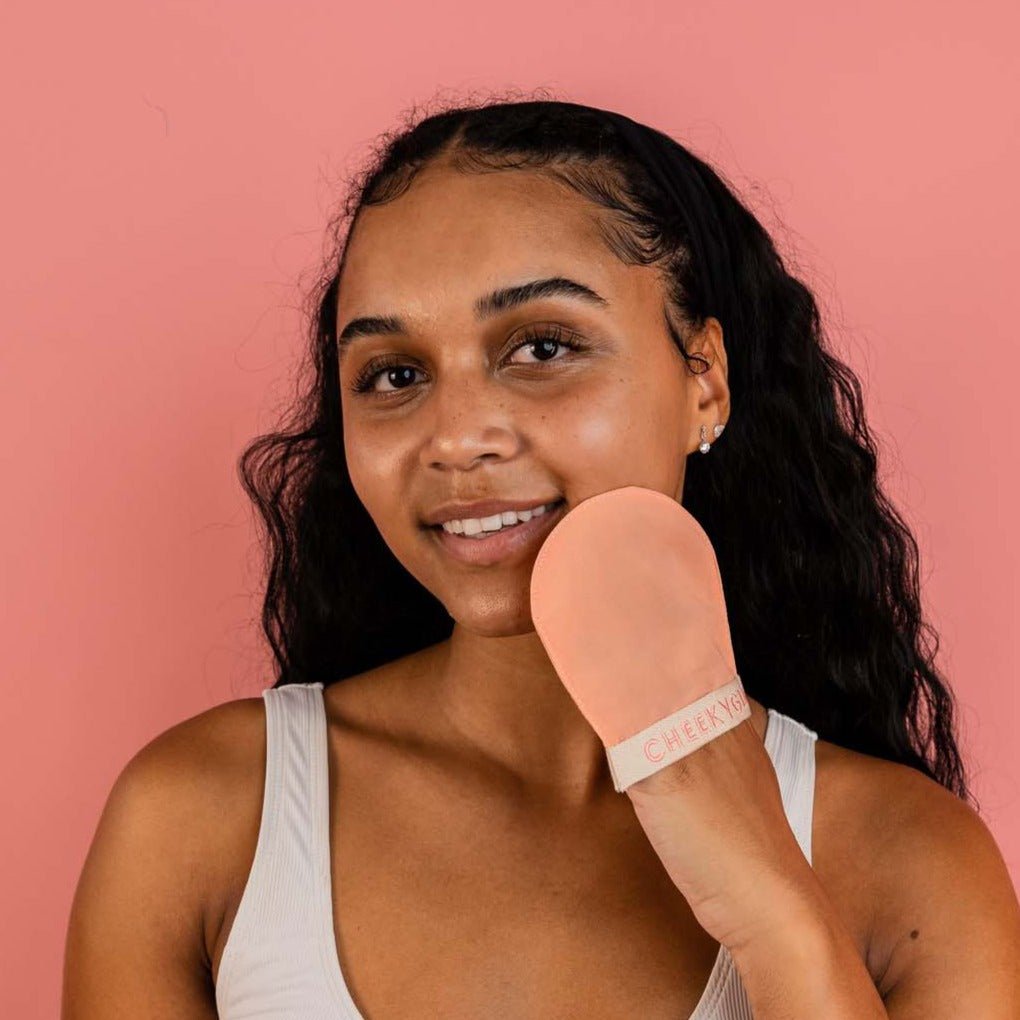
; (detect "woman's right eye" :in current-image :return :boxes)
[350,356,422,395]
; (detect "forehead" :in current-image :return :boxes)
[336,165,627,320]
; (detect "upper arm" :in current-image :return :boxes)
[871,769,1020,1018]
[61,706,243,1019]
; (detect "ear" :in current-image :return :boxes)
[689,317,730,447]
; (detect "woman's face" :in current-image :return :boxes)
[336,160,728,636]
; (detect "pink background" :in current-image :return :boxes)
[2,2,1017,1015]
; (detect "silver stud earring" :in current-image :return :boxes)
[699,422,726,454]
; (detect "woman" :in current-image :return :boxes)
[62,97,1020,1017]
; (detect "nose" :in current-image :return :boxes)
[419,373,524,471]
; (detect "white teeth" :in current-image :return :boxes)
[441,501,557,536]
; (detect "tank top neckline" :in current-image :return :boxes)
[301,682,800,1020]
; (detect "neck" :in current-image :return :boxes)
[415,628,768,804]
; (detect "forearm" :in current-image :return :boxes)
[727,881,888,1019]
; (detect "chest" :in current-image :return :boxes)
[212,725,878,1018]
[326,759,730,1019]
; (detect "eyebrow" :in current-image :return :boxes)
[336,276,609,352]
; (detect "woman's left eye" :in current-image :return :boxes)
[508,326,585,364]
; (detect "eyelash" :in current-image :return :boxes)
[348,324,587,397]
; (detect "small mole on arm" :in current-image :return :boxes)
[909,929,919,939]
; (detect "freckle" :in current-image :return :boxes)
[909,929,919,939]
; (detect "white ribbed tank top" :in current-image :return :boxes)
[215,681,819,1019]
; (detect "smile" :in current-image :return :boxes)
[427,499,567,566]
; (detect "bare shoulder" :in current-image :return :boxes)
[110,693,268,829]
[101,693,270,929]
[63,693,268,1017]
[125,692,266,772]
[813,737,1020,1015]
[146,693,273,939]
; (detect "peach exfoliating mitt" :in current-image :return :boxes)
[529,485,750,793]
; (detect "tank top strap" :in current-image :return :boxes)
[762,708,819,865]
[215,681,333,1016]
[262,682,328,888]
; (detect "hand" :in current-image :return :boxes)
[529,486,823,952]
[624,714,820,953]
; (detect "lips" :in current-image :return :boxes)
[421,496,561,528]
[427,498,567,567]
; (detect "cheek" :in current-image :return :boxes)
[343,425,405,522]
[554,374,685,478]
[538,373,687,508]
[342,427,371,505]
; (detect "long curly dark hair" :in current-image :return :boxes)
[238,90,974,809]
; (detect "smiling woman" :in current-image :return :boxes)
[62,93,1020,1019]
